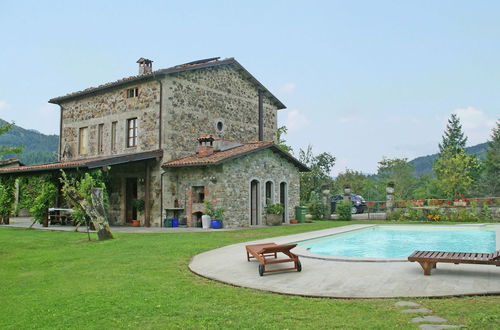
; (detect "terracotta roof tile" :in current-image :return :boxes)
[163,142,309,172]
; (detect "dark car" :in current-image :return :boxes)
[330,194,367,214]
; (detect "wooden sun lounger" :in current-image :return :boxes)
[245,242,302,276]
[408,250,500,275]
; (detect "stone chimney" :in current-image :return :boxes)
[137,57,153,75]
[197,134,215,156]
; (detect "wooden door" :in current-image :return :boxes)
[250,180,260,225]
[125,178,138,222]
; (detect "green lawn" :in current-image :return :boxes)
[0,221,498,329]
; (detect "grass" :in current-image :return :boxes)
[0,221,498,329]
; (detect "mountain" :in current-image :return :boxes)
[409,142,488,176]
[0,119,59,165]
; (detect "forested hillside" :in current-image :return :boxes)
[0,119,58,165]
[409,142,487,176]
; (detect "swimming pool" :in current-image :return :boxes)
[297,225,497,259]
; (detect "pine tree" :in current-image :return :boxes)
[480,121,500,196]
[438,114,467,155]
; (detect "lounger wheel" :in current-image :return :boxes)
[258,264,264,276]
[297,260,302,272]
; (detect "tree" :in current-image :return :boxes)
[433,148,481,198]
[438,114,467,156]
[479,121,500,196]
[334,169,367,196]
[0,122,23,157]
[377,157,416,200]
[60,171,113,240]
[298,145,335,203]
[275,125,293,154]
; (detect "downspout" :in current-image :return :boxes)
[154,74,163,226]
[158,79,164,227]
[160,169,167,227]
[58,104,63,161]
[157,79,163,149]
[258,90,264,141]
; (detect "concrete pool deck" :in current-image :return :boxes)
[189,224,500,298]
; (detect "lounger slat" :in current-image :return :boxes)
[408,248,500,275]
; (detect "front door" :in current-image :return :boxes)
[125,178,138,223]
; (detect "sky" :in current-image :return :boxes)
[0,0,498,175]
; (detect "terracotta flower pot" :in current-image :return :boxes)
[289,219,298,224]
[132,220,141,227]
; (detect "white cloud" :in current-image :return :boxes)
[279,82,296,94]
[338,116,355,123]
[0,100,8,110]
[452,107,497,145]
[285,109,309,131]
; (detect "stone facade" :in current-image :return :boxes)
[162,65,278,162]
[164,148,300,228]
[53,59,300,227]
[60,80,161,160]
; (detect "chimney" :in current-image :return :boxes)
[137,57,153,75]
[197,134,215,156]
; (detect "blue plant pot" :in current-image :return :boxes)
[210,219,223,229]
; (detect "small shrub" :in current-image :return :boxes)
[336,200,352,221]
[481,204,492,221]
[30,182,57,224]
[307,191,325,220]
[265,203,284,215]
[0,183,15,220]
[386,209,404,221]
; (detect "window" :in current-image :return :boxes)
[97,123,104,154]
[265,181,273,205]
[126,87,139,98]
[111,121,117,151]
[127,118,137,147]
[78,127,88,155]
[192,186,205,203]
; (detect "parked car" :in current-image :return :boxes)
[331,194,367,214]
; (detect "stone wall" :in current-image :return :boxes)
[161,65,279,162]
[59,80,161,161]
[163,148,300,228]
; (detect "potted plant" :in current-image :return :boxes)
[202,201,214,229]
[132,199,145,227]
[265,203,284,226]
[211,207,224,229]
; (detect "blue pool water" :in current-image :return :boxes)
[299,226,496,258]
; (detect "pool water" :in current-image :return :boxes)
[299,226,496,258]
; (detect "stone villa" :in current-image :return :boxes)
[0,57,308,227]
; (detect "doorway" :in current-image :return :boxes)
[250,180,260,225]
[125,178,138,223]
[280,182,287,223]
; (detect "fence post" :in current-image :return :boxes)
[322,188,331,220]
[343,184,351,203]
[386,182,395,214]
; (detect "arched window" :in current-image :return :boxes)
[265,181,273,205]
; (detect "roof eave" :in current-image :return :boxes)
[48,58,286,109]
